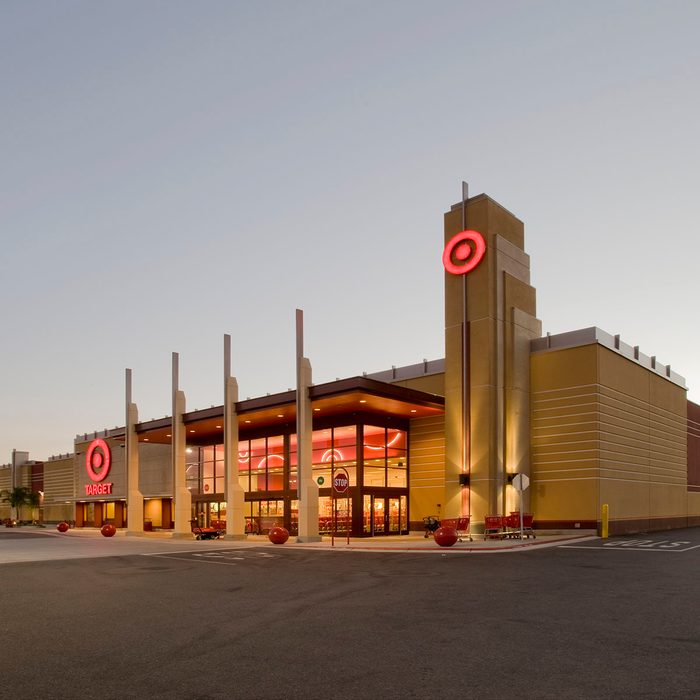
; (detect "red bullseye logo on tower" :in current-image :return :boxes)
[86,438,111,482]
[442,230,486,276]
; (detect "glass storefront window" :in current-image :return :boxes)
[310,426,357,487]
[387,468,407,488]
[364,462,386,487]
[186,451,200,495]
[245,436,285,492]
[250,437,266,491]
[312,464,332,488]
[290,499,298,536]
[186,420,407,537]
[318,496,351,534]
[238,442,250,492]
[363,427,407,488]
[246,499,284,534]
[202,460,215,495]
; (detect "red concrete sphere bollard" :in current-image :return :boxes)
[434,526,458,547]
[268,526,289,545]
[100,524,116,538]
[56,521,69,533]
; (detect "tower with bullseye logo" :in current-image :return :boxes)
[443,190,541,529]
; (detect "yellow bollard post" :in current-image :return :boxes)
[601,503,609,539]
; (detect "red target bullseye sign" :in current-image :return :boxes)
[442,230,486,276]
[86,438,111,482]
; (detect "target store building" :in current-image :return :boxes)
[3,192,700,537]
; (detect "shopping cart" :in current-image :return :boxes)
[504,512,536,539]
[440,516,473,542]
[192,526,223,540]
[484,515,505,540]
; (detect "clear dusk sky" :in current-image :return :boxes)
[2,0,699,462]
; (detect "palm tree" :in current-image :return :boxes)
[1,487,40,525]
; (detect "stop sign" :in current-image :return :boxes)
[512,473,530,492]
[333,469,349,494]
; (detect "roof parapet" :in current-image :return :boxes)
[531,327,686,389]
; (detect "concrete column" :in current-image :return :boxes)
[125,368,144,536]
[171,352,192,538]
[224,334,246,539]
[296,310,320,542]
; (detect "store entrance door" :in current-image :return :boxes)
[363,495,408,536]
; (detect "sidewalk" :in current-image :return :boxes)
[1,525,599,563]
[251,531,598,553]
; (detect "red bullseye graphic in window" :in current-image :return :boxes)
[442,230,486,276]
[86,439,111,482]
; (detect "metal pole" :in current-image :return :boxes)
[461,181,471,518]
[519,492,524,540]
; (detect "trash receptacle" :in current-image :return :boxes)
[144,519,153,532]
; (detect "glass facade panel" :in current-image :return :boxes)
[238,443,250,492]
[289,434,297,491]
[189,419,406,537]
[387,430,407,452]
[364,463,386,487]
[318,496,352,534]
[202,460,215,495]
[250,437,266,491]
[186,448,201,495]
[387,468,407,488]
[363,495,372,533]
[290,499,298,536]
[388,498,400,533]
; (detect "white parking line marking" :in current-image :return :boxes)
[147,553,239,566]
[145,550,280,566]
[561,542,700,552]
[141,547,254,556]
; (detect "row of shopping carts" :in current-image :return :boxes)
[423,512,535,541]
[484,512,535,540]
[422,516,472,541]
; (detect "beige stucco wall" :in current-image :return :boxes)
[531,344,688,532]
[408,415,445,529]
[139,443,172,496]
[43,456,75,522]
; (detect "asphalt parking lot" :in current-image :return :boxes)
[1,528,698,700]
